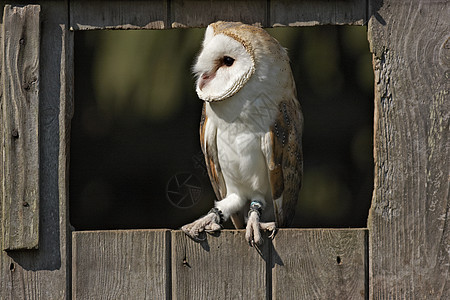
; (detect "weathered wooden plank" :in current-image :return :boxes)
[172,230,269,299]
[72,230,171,299]
[270,0,366,26]
[0,2,3,258]
[170,0,267,28]
[1,2,72,298]
[70,0,168,30]
[70,0,367,30]
[1,4,40,251]
[272,229,368,299]
[368,1,450,298]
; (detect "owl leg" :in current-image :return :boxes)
[245,200,277,247]
[182,194,245,242]
[181,208,223,242]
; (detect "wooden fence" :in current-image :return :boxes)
[72,229,368,299]
[1,1,449,299]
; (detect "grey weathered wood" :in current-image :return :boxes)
[1,4,40,250]
[272,229,368,299]
[0,2,3,259]
[70,0,168,30]
[270,0,366,26]
[0,1,447,299]
[172,230,269,299]
[69,0,368,30]
[72,230,171,299]
[170,0,267,28]
[368,0,450,298]
[72,229,367,298]
[1,2,72,298]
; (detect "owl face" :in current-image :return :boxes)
[194,23,256,102]
[194,21,293,103]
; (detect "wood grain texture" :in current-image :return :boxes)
[69,0,368,30]
[170,0,267,28]
[0,1,446,299]
[72,230,171,300]
[1,4,40,250]
[70,0,168,30]
[270,0,366,26]
[172,230,269,299]
[272,229,368,300]
[368,1,450,298]
[71,230,367,298]
[0,4,3,259]
[1,2,72,299]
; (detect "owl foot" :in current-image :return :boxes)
[245,211,276,247]
[181,210,222,242]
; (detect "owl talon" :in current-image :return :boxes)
[205,223,222,232]
[268,228,277,239]
[245,211,262,247]
[260,221,277,239]
[245,211,277,247]
[181,212,222,242]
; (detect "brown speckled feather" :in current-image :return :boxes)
[200,103,227,201]
[266,97,303,227]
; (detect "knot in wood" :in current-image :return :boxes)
[11,129,19,138]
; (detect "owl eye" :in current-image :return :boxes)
[223,56,235,67]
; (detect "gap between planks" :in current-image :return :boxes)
[72,228,368,299]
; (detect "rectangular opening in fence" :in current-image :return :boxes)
[70,26,374,230]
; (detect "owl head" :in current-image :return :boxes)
[193,21,291,102]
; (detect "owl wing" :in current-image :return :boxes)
[200,103,227,201]
[263,97,303,227]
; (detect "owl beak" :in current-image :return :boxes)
[199,72,215,91]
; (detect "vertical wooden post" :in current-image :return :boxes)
[368,0,449,298]
[1,4,40,251]
[1,2,72,298]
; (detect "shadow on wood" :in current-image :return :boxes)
[72,229,367,299]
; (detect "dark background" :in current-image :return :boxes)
[70,26,374,230]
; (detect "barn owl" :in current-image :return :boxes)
[182,21,303,246]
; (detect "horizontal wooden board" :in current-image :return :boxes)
[72,229,367,298]
[72,230,171,299]
[270,0,366,26]
[70,0,168,30]
[272,229,368,299]
[170,0,267,28]
[69,0,367,30]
